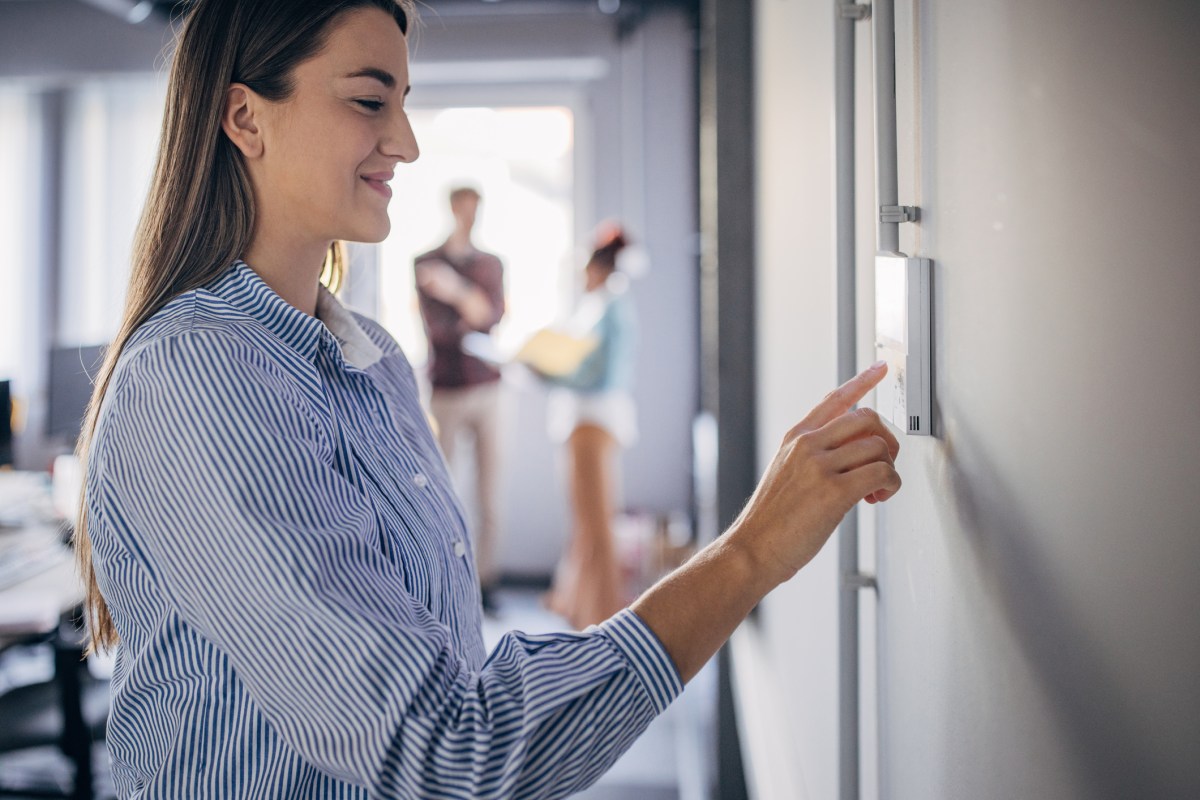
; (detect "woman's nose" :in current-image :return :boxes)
[384,109,419,164]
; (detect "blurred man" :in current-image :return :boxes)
[415,187,505,611]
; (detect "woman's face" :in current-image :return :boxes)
[255,6,418,246]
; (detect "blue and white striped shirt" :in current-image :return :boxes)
[86,262,682,799]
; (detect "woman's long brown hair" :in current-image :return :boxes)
[75,0,413,652]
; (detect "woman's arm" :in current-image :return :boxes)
[415,257,504,332]
[633,362,900,682]
[96,330,677,799]
[98,332,893,796]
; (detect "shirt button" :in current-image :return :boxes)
[412,473,429,489]
[453,540,467,558]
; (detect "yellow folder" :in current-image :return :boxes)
[514,329,599,377]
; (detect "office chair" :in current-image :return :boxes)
[0,614,110,800]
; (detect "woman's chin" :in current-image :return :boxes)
[345,219,392,244]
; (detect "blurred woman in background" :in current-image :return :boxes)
[540,224,640,628]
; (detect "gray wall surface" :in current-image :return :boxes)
[0,2,699,576]
[749,0,1200,798]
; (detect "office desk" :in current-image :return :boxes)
[0,470,83,649]
[0,536,83,651]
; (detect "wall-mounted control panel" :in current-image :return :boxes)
[874,254,931,436]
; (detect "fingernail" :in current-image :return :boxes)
[870,360,886,371]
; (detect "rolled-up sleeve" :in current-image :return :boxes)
[95,329,681,799]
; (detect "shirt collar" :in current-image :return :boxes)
[316,285,384,370]
[209,261,381,369]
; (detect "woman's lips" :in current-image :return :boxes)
[362,173,393,198]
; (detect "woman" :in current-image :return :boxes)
[541,225,639,629]
[75,0,902,797]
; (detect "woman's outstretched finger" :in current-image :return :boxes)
[793,362,888,435]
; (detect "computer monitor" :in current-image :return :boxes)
[0,379,12,467]
[46,345,106,443]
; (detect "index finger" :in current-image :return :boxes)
[798,361,888,431]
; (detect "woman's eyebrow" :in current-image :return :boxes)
[342,67,396,88]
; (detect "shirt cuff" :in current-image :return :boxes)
[596,609,685,714]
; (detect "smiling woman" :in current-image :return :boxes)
[222,6,417,312]
[73,0,902,797]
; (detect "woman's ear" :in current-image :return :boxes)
[221,84,263,159]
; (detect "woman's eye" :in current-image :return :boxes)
[355,99,384,111]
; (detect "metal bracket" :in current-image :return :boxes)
[844,572,878,591]
[838,2,872,20]
[881,204,920,224]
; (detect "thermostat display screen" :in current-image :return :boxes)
[875,256,907,347]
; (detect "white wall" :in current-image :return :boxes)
[750,0,1200,797]
[739,0,841,797]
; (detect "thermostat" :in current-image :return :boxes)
[874,254,931,436]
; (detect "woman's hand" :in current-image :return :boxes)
[726,361,901,587]
[632,362,902,684]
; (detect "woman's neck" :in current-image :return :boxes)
[241,230,329,317]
